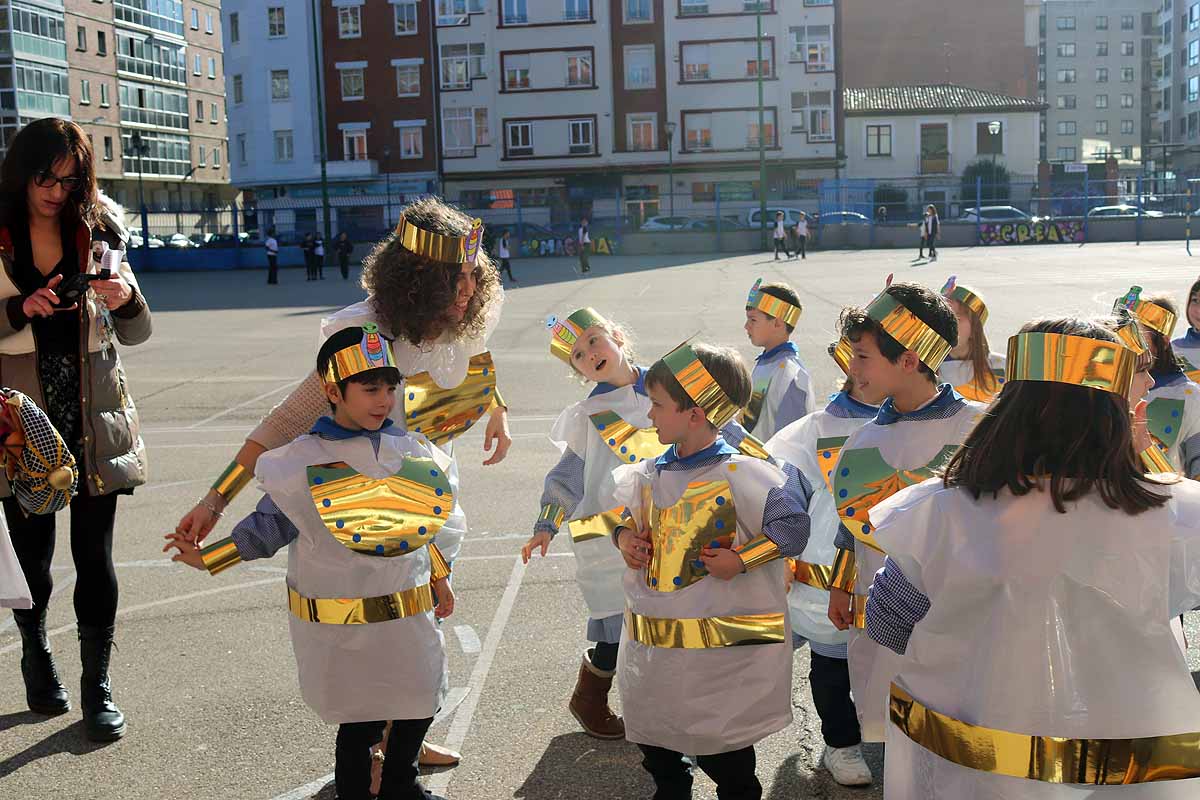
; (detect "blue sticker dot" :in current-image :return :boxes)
[414,426,422,432]
[477,405,484,413]
[1166,426,1174,434]
[375,544,385,554]
[629,454,636,462]
[597,423,605,431]
[430,469,439,477]
[620,446,628,454]
[826,470,832,477]
[672,576,682,586]
[352,533,361,542]
[840,467,850,477]
[465,420,472,427]
[483,387,491,395]
[715,520,725,529]
[838,489,848,498]
[861,524,870,534]
[1172,409,1180,417]
[400,541,409,550]
[435,487,444,496]
[710,539,720,548]
[434,506,442,515]
[312,476,324,485]
[482,367,489,376]
[846,506,856,516]
[409,392,415,400]
[410,411,418,419]
[692,559,704,568]
[418,526,427,535]
[322,498,331,507]
[998,378,1006,384]
[650,577,658,586]
[822,450,831,458]
[609,438,617,446]
[715,496,726,505]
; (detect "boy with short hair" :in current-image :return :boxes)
[825,281,983,743]
[612,342,814,799]
[743,279,814,442]
[166,324,456,800]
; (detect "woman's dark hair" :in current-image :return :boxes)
[0,118,97,230]
[645,343,751,428]
[838,282,958,381]
[316,326,400,408]
[1144,294,1184,375]
[361,196,501,346]
[943,317,1170,515]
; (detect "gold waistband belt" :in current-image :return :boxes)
[889,683,1200,784]
[287,583,434,625]
[568,509,624,543]
[625,608,786,649]
[852,594,868,629]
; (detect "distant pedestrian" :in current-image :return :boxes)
[497,230,517,285]
[792,212,808,260]
[335,232,353,281]
[301,233,316,280]
[875,206,888,225]
[265,227,279,285]
[773,211,791,260]
[922,204,940,261]
[314,233,325,279]
[578,217,591,274]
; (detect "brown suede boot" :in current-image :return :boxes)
[568,651,625,739]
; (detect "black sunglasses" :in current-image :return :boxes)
[33,170,81,192]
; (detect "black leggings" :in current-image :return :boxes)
[6,492,120,627]
[335,716,433,800]
[773,238,790,258]
[639,744,761,800]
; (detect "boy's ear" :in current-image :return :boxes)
[323,380,343,406]
[899,351,921,374]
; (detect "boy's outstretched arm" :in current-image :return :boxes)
[164,494,299,574]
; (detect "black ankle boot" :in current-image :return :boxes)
[78,624,125,741]
[13,609,70,715]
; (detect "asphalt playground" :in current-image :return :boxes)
[1,240,1198,800]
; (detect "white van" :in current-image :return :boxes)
[745,207,809,229]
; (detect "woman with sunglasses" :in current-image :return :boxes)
[0,118,151,742]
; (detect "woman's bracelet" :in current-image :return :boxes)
[198,497,224,519]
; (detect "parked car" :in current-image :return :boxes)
[745,207,810,229]
[1086,204,1164,218]
[685,216,745,231]
[815,211,870,226]
[958,206,1033,223]
[165,233,197,248]
[192,232,251,247]
[128,233,164,248]
[640,215,694,231]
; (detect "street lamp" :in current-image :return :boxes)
[987,120,1002,203]
[128,130,149,247]
[382,145,392,229]
[664,121,676,220]
[755,0,768,250]
[175,165,198,235]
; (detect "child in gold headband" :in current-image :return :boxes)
[742,279,814,441]
[1116,287,1200,479]
[864,317,1200,799]
[165,325,456,800]
[520,307,656,740]
[611,342,815,797]
[824,282,984,744]
[938,276,1006,403]
[1174,276,1200,381]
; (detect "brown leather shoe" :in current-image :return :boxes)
[419,740,462,767]
[568,651,625,739]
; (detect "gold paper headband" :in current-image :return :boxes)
[1116,320,1148,356]
[941,276,988,325]
[830,337,853,375]
[395,213,483,265]
[1114,286,1178,338]
[865,291,953,372]
[322,324,399,385]
[1005,332,1136,397]
[660,343,741,429]
[746,279,802,327]
[547,307,609,364]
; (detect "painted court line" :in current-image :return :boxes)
[188,379,301,429]
[453,624,481,654]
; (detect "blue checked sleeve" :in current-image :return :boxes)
[759,463,814,558]
[865,556,931,655]
[536,449,586,537]
[229,494,300,561]
[834,520,855,551]
[1182,432,1200,480]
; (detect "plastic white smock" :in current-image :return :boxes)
[937,351,1007,404]
[745,349,814,442]
[258,430,454,725]
[1144,374,1200,479]
[872,477,1200,799]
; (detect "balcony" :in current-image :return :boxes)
[919,154,952,175]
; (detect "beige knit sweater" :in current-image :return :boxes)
[249,371,327,451]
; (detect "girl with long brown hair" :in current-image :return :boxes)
[937,276,1005,402]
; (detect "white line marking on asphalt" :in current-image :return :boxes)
[426,556,527,795]
[188,380,301,429]
[636,283,652,297]
[143,425,252,434]
[268,773,335,800]
[140,478,208,492]
[454,624,481,654]
[0,577,279,655]
[433,686,471,725]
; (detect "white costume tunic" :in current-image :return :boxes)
[1145,371,1200,479]
[255,428,454,725]
[613,446,794,756]
[832,386,983,742]
[871,478,1200,799]
[541,372,664,623]
[743,342,814,442]
[1173,329,1200,383]
[767,391,876,647]
[321,294,503,562]
[937,351,1007,404]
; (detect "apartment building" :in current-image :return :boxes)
[1152,0,1200,177]
[66,0,121,184]
[1034,0,1160,178]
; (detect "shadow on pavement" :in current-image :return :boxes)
[514,732,646,799]
[765,745,884,798]
[0,718,116,779]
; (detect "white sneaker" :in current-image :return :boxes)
[822,744,873,787]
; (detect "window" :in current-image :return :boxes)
[1121,66,1134,81]
[1120,41,1134,55]
[1190,39,1199,66]
[1057,146,1077,160]
[268,7,286,37]
[442,106,487,155]
[1096,120,1108,134]
[195,99,203,120]
[396,64,420,96]
[76,24,86,51]
[190,8,199,29]
[340,67,365,100]
[1057,94,1077,109]
[681,0,708,15]
[1192,3,1200,31]
[976,121,1003,155]
[625,0,651,22]
[1121,145,1132,159]
[437,0,484,24]
[80,79,90,104]
[1120,93,1134,107]
[194,54,201,75]
[395,1,418,34]
[794,91,833,141]
[274,129,293,161]
[343,129,368,161]
[1056,42,1076,57]
[1096,67,1109,82]
[211,145,220,168]
[399,125,423,158]
[232,74,243,103]
[746,111,775,148]
[685,113,712,150]
[97,31,106,55]
[236,133,246,164]
[103,136,113,161]
[503,0,528,24]
[627,114,655,151]
[791,25,833,70]
[1096,41,1108,56]
[746,57,770,77]
[1057,121,1077,135]
[271,69,290,100]
[682,44,710,81]
[866,124,891,156]
[564,0,590,21]
[1189,75,1198,102]
[1056,16,1076,30]
[1057,69,1076,83]
[211,101,218,122]
[100,82,109,106]
[197,144,206,166]
[1096,93,1109,108]
[505,121,532,156]
[568,118,594,154]
[208,57,216,78]
[1121,119,1135,134]
[1120,14,1134,30]
[339,6,361,38]
[624,45,654,89]
[567,54,592,86]
[504,55,529,89]
[205,12,213,34]
[229,12,239,42]
[1096,15,1108,30]
[439,43,485,88]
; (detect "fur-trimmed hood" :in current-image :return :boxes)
[95,190,129,244]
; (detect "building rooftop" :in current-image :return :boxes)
[844,84,1046,116]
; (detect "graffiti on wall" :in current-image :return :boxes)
[518,235,618,257]
[978,219,1085,246]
